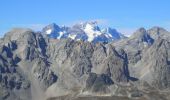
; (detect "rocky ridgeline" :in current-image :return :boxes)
[0,27,170,100]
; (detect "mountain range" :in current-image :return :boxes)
[0,22,170,100]
[42,22,126,43]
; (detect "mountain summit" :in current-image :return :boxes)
[42,22,126,43]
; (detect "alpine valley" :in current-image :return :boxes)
[1,22,170,100]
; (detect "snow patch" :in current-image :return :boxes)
[46,29,52,34]
[105,34,112,38]
[57,31,65,39]
[68,34,77,40]
[84,23,102,42]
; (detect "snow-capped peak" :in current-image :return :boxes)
[84,23,102,42]
[42,22,126,43]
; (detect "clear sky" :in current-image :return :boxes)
[0,0,170,36]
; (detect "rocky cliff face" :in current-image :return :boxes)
[1,27,170,100]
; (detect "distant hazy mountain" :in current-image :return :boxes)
[42,21,126,43]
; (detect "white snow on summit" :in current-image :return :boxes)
[84,23,102,42]
[46,29,52,34]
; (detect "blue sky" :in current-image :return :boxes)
[0,0,170,36]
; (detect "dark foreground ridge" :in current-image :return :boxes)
[0,27,170,100]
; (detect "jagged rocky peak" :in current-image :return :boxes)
[42,23,63,39]
[148,26,168,34]
[130,27,154,44]
[130,27,170,43]
[43,23,60,33]
[147,26,170,40]
[4,28,33,41]
[130,27,147,38]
